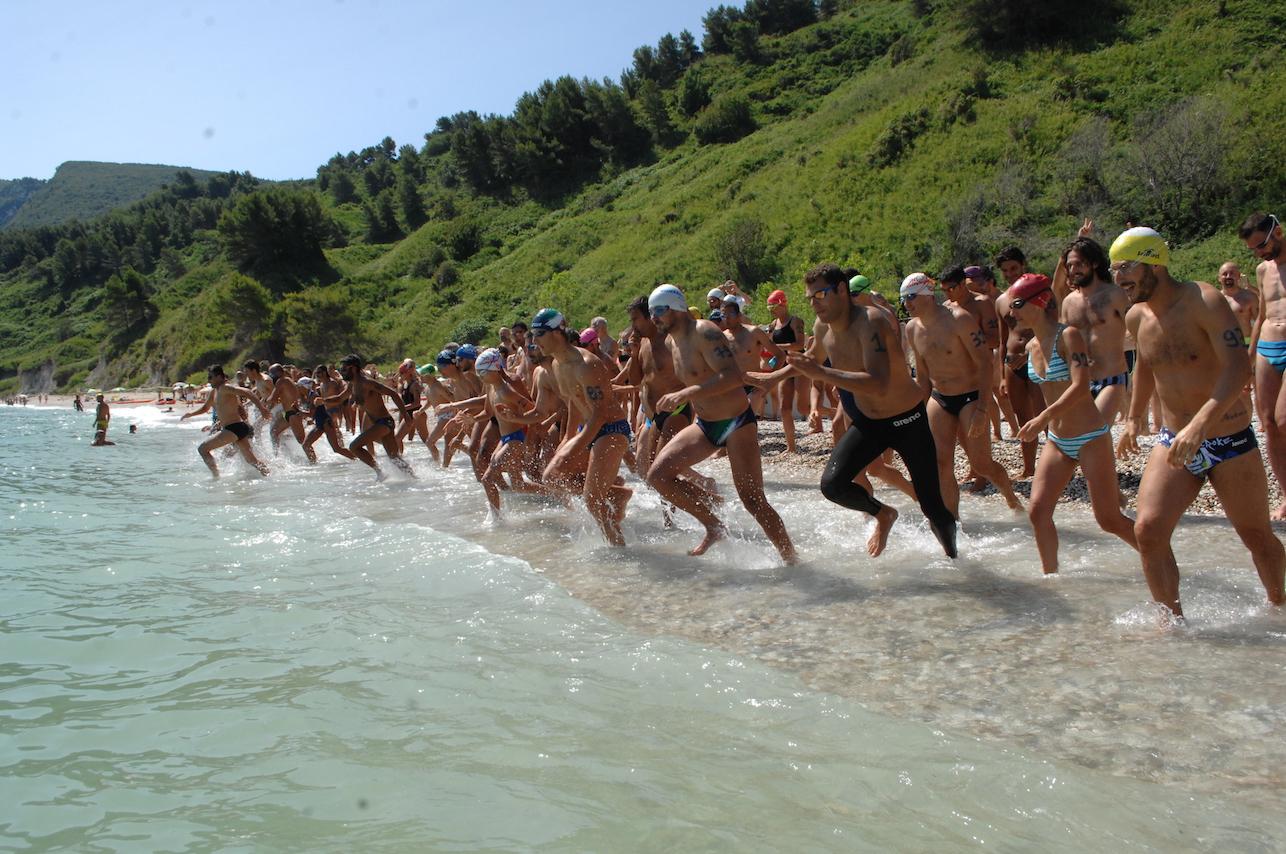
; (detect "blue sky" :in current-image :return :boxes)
[1,0,710,181]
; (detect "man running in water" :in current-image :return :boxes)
[1242,212,1286,519]
[265,363,316,463]
[1053,229,1132,423]
[644,285,796,562]
[323,354,415,480]
[302,365,357,461]
[904,276,1023,514]
[1113,227,1284,618]
[791,266,958,558]
[531,308,633,545]
[182,364,271,477]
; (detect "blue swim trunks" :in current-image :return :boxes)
[1258,340,1286,372]
[1157,424,1257,479]
[1089,372,1129,399]
[588,419,631,448]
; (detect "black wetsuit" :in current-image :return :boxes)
[820,390,958,557]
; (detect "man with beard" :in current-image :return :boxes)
[1053,233,1132,423]
[1113,227,1283,618]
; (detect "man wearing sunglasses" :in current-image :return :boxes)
[770,266,957,559]
[1240,212,1286,519]
[644,284,797,564]
[1112,227,1283,618]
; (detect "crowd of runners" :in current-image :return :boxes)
[169,211,1286,619]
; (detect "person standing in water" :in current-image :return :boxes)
[644,285,796,562]
[1113,227,1284,618]
[1006,274,1137,575]
[92,394,111,445]
[181,365,271,477]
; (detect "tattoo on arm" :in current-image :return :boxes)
[712,344,734,361]
[970,331,985,348]
[1222,328,1243,348]
[1071,352,1090,368]
[870,332,886,353]
[586,385,603,401]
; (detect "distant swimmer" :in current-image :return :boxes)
[91,393,111,445]
[775,266,957,558]
[644,285,796,562]
[530,308,633,546]
[181,364,271,477]
[73,394,83,412]
[1240,213,1286,519]
[903,273,1023,514]
[1113,227,1284,617]
[1006,274,1136,574]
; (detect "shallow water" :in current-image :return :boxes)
[2,404,1284,851]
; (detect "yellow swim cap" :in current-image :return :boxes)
[1109,226,1169,267]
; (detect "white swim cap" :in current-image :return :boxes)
[648,284,688,316]
[475,348,506,374]
[899,273,934,298]
[707,288,725,302]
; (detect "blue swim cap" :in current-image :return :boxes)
[434,350,456,366]
[456,344,479,361]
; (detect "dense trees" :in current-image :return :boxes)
[217,188,334,280]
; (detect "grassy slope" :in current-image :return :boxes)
[3,161,222,230]
[3,0,1284,392]
[383,0,1285,355]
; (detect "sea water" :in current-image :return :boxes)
[2,404,1284,852]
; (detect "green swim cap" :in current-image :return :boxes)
[849,274,871,294]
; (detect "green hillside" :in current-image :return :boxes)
[0,178,44,229]
[1,0,1283,394]
[1,161,223,231]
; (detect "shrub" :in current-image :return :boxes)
[449,319,489,346]
[713,216,778,289]
[693,95,757,145]
[866,108,929,168]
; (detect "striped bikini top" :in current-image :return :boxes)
[1028,325,1071,384]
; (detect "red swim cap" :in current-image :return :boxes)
[766,289,787,305]
[1009,273,1053,308]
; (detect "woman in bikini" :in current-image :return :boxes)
[1008,274,1137,574]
